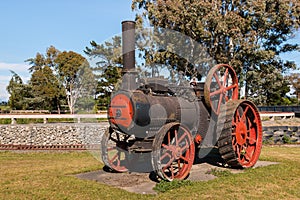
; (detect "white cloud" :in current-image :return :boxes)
[0,62,30,74]
[0,62,30,101]
[0,83,8,101]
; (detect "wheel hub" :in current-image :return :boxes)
[169,145,182,160]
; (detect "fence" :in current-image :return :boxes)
[0,114,107,124]
[258,106,300,112]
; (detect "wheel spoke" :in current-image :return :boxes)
[216,93,223,114]
[235,110,241,123]
[179,154,189,162]
[247,135,257,144]
[244,149,253,161]
[175,129,179,146]
[232,136,237,146]
[241,106,250,121]
[177,159,181,170]
[169,165,175,180]
[177,131,188,144]
[213,72,223,88]
[225,96,229,101]
[109,153,119,163]
[247,116,253,129]
[222,68,229,87]
[236,144,241,159]
[160,151,172,161]
[180,143,189,153]
[168,131,171,145]
[162,154,175,169]
[225,84,237,91]
[162,143,172,151]
[210,88,223,97]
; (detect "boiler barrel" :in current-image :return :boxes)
[108,91,199,138]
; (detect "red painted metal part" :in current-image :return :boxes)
[101,128,129,172]
[108,93,134,128]
[232,101,263,168]
[152,123,195,181]
[194,134,202,144]
[204,64,239,115]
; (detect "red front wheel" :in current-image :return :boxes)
[101,128,130,172]
[152,123,195,181]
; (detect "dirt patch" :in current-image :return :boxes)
[76,149,278,195]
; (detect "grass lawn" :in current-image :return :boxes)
[0,146,299,200]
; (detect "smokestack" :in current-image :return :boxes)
[122,21,136,73]
[121,21,137,90]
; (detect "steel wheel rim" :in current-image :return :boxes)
[153,123,195,181]
[204,64,239,115]
[101,128,129,172]
[231,101,262,167]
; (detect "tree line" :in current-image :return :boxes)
[6,0,300,112]
[7,46,96,114]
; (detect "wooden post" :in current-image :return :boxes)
[11,118,16,124]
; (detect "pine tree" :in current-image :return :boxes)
[85,37,122,109]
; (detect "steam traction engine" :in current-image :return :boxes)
[101,21,263,181]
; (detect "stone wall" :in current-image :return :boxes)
[263,126,300,144]
[0,123,109,146]
[0,123,299,146]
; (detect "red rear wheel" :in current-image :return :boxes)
[204,64,239,115]
[217,100,263,168]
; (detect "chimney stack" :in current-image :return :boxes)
[122,21,136,73]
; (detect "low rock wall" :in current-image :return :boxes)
[263,126,300,144]
[0,123,109,146]
[0,123,299,146]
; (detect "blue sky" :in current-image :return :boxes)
[0,1,299,101]
[0,0,135,101]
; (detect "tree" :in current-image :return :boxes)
[24,46,96,113]
[26,46,66,112]
[6,71,31,110]
[55,51,96,114]
[26,46,60,73]
[85,37,122,109]
[29,66,64,111]
[288,73,300,104]
[132,0,300,105]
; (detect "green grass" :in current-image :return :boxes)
[206,168,232,177]
[0,119,11,124]
[153,180,193,193]
[0,146,300,199]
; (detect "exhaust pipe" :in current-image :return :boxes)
[122,20,135,73]
[121,21,136,90]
